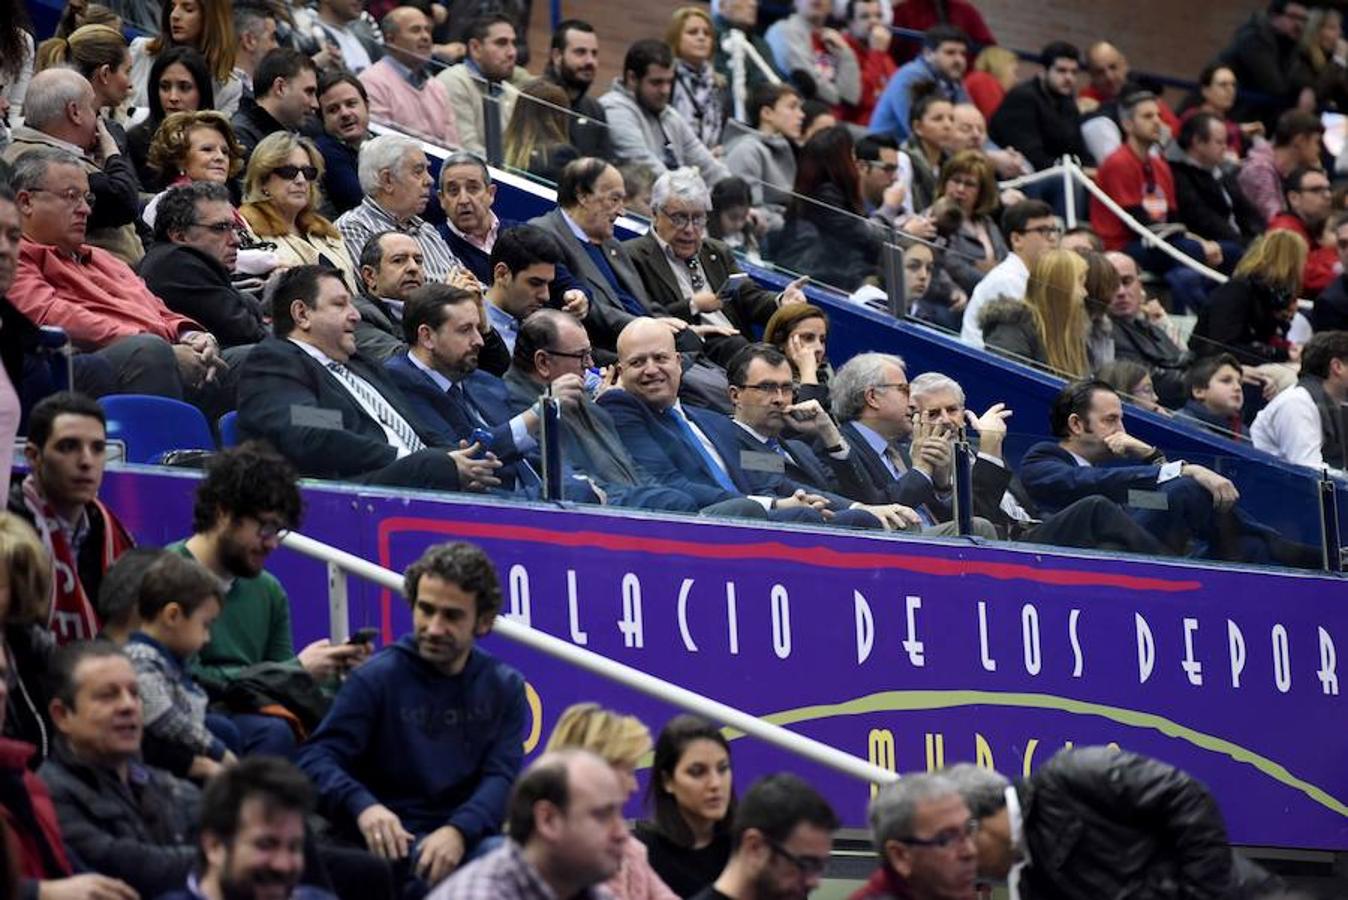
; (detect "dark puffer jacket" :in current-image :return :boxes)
[978,298,1046,368]
[1019,746,1234,900]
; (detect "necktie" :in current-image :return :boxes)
[667,408,738,494]
[884,442,909,478]
[685,256,706,293]
[327,362,427,453]
[764,436,791,460]
[450,383,489,429]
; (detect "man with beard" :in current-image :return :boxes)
[163,756,334,900]
[298,542,525,890]
[437,15,532,156]
[174,442,368,696]
[542,19,614,160]
[693,773,838,900]
[385,284,591,497]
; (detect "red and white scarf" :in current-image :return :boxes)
[21,475,133,645]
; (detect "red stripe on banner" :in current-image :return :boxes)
[374,517,1201,638]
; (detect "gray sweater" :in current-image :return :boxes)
[724,130,797,233]
[598,81,730,185]
[763,14,861,106]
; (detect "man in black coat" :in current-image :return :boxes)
[229,49,319,158]
[1106,252,1191,408]
[138,182,269,349]
[235,265,500,490]
[1219,0,1314,129]
[1171,113,1262,253]
[542,20,613,160]
[946,747,1238,900]
[990,42,1094,171]
[625,168,807,367]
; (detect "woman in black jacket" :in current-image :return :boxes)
[1192,230,1305,366]
[766,125,880,292]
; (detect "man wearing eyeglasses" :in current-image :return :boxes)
[1268,165,1337,297]
[9,148,232,404]
[626,168,807,367]
[695,773,837,900]
[960,199,1059,348]
[856,772,978,900]
[140,181,270,349]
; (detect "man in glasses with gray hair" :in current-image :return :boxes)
[627,167,807,367]
[855,772,980,900]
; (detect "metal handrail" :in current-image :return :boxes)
[279,529,902,786]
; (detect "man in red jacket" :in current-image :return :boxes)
[1268,166,1337,298]
[8,148,234,403]
[0,641,136,899]
[842,0,897,126]
[1089,92,1223,313]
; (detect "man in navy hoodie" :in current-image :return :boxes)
[297,542,525,890]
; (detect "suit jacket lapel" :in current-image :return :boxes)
[546,211,620,309]
[633,234,684,312]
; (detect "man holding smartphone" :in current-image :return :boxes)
[626,168,808,367]
[175,443,371,692]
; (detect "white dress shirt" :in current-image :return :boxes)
[291,339,414,456]
[962,252,1029,348]
[1251,385,1330,470]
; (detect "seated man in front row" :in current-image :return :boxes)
[1021,379,1319,567]
[298,542,525,890]
[236,265,502,492]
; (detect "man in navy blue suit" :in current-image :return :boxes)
[384,283,598,501]
[1021,380,1318,566]
[599,318,867,525]
[481,226,591,355]
[725,344,924,531]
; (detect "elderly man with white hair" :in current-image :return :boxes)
[1,67,143,263]
[336,133,470,285]
[625,167,807,366]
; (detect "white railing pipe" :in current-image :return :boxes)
[281,529,900,786]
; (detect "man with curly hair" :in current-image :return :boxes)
[298,541,525,891]
[175,442,367,687]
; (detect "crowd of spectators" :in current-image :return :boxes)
[0,2,1345,898]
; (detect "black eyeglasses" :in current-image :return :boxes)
[739,380,797,398]
[545,347,594,364]
[899,818,980,849]
[191,221,238,234]
[767,839,828,877]
[273,164,319,182]
[864,160,900,174]
[1021,225,1063,237]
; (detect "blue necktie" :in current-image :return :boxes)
[667,408,738,494]
[764,436,790,460]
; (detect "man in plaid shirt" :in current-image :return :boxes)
[429,750,628,899]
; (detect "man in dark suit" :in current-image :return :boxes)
[597,318,829,523]
[724,344,921,531]
[1171,112,1260,256]
[828,351,999,537]
[1020,379,1317,567]
[624,168,808,367]
[481,225,590,356]
[528,158,703,358]
[138,182,269,349]
[909,372,1165,553]
[503,310,747,515]
[236,265,501,491]
[384,284,598,501]
[355,230,513,374]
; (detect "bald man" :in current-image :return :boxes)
[359,7,460,146]
[1081,41,1181,134]
[1,68,143,262]
[598,318,848,524]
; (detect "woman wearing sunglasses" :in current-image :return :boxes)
[239,132,359,292]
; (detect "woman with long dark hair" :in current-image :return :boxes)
[767,125,880,291]
[128,0,240,116]
[634,715,736,898]
[126,46,214,189]
[0,0,34,151]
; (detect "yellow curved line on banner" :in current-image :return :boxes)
[715,689,1348,819]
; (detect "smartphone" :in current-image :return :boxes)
[469,428,495,454]
[347,627,378,645]
[718,273,750,297]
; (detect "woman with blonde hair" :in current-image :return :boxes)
[503,78,581,184]
[0,512,56,759]
[965,45,1017,119]
[1193,230,1307,366]
[240,132,358,289]
[128,0,241,116]
[981,249,1089,377]
[545,703,678,900]
[667,6,728,151]
[35,23,132,115]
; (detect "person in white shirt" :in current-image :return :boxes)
[1252,329,1348,471]
[960,199,1060,347]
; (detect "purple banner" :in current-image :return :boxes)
[103,468,1348,851]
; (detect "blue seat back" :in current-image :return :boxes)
[100,395,215,464]
[218,411,240,448]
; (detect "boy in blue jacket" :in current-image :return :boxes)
[297,541,525,890]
